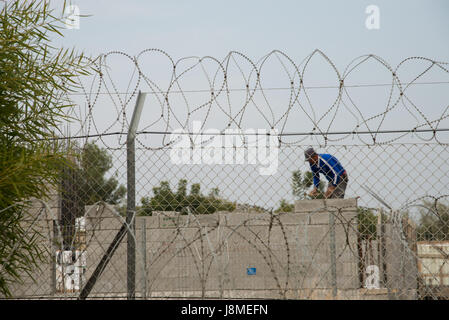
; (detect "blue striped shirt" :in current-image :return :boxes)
[310,153,346,187]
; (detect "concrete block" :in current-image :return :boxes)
[324,198,358,210]
[294,199,328,213]
[295,198,358,213]
[310,212,331,225]
[277,212,310,225]
[219,212,249,227]
[300,271,332,289]
[244,213,278,226]
[336,262,359,289]
[195,214,219,226]
[85,204,117,219]
[86,216,123,232]
[343,262,359,277]
[158,215,189,228]
[136,216,159,229]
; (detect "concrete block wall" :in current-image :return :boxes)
[128,198,361,299]
[291,198,360,295]
[4,187,59,298]
[4,197,419,300]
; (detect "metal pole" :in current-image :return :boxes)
[51,221,57,295]
[377,211,383,288]
[127,91,146,300]
[141,218,147,299]
[329,211,337,298]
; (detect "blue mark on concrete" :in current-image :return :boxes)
[247,267,256,275]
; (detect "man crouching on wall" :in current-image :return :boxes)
[305,147,348,199]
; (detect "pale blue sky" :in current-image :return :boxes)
[55,0,449,65]
[47,0,449,209]
[54,0,449,134]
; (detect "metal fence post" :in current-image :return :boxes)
[141,218,147,299]
[329,211,337,298]
[127,91,146,300]
[51,221,57,295]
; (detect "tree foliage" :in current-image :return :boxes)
[416,200,449,241]
[0,0,92,297]
[77,142,126,206]
[357,207,379,240]
[140,179,236,215]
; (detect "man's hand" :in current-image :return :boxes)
[308,188,319,198]
[325,185,336,198]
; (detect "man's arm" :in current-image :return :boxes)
[311,164,320,189]
[322,154,344,198]
[308,164,320,197]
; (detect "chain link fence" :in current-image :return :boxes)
[1,50,449,299]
